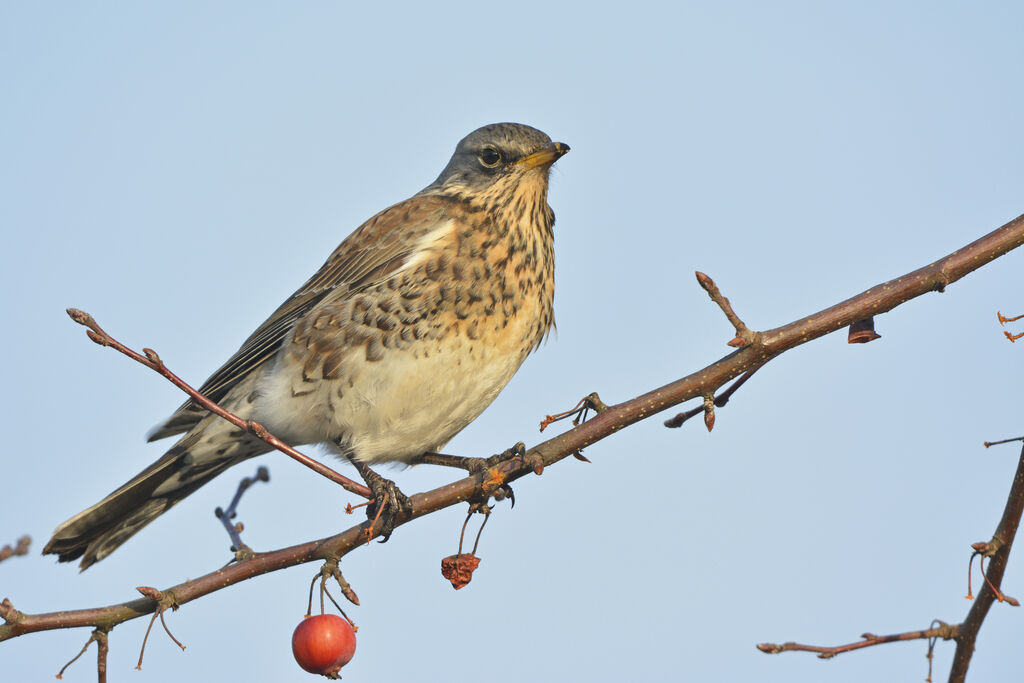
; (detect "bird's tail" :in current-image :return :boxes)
[43,427,266,570]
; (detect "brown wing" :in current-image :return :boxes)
[148,195,453,441]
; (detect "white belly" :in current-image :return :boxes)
[253,334,528,464]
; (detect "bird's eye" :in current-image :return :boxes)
[478,147,502,167]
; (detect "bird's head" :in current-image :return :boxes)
[424,123,569,199]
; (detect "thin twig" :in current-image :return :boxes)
[0,536,30,564]
[159,609,186,651]
[56,629,101,679]
[949,443,1024,682]
[471,508,490,555]
[134,587,183,669]
[757,622,958,659]
[65,309,371,499]
[695,271,757,347]
[997,310,1024,340]
[984,436,1024,448]
[539,392,607,432]
[3,214,1023,673]
[95,628,108,683]
[215,467,270,560]
[664,368,759,428]
[759,441,1024,681]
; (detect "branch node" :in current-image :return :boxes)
[539,393,605,432]
[0,598,22,625]
[66,310,372,499]
[665,368,760,429]
[56,629,105,680]
[215,467,271,559]
[136,589,185,669]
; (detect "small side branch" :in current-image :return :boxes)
[3,213,1022,674]
[135,587,185,670]
[997,311,1024,342]
[0,536,30,564]
[65,309,371,500]
[695,271,758,347]
[215,467,271,561]
[758,442,1024,683]
[758,621,958,659]
[55,627,108,682]
[540,392,608,432]
[949,442,1024,682]
[664,368,759,429]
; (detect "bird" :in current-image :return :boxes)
[43,122,569,570]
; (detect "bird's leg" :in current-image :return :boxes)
[346,456,412,542]
[415,443,527,507]
[416,442,527,474]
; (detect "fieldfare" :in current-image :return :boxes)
[44,122,569,569]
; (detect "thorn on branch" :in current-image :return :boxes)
[695,271,757,346]
[848,317,882,344]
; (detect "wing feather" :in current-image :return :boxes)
[148,196,453,441]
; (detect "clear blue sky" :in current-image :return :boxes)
[3,3,1022,681]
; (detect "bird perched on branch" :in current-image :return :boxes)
[44,122,569,569]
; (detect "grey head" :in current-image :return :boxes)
[423,122,569,194]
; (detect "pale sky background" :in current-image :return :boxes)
[2,3,1023,682]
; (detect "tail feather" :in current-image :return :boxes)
[43,446,247,570]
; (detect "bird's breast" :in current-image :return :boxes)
[253,206,555,464]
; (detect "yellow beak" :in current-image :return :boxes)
[517,141,570,169]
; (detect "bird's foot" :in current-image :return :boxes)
[349,459,412,542]
[418,441,528,474]
[415,443,529,507]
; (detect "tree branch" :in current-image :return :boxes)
[757,621,958,659]
[66,309,371,499]
[756,441,1024,682]
[0,536,30,565]
[3,213,1022,665]
[949,442,1024,682]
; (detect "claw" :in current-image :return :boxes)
[365,477,412,542]
[498,484,515,508]
[348,458,412,542]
